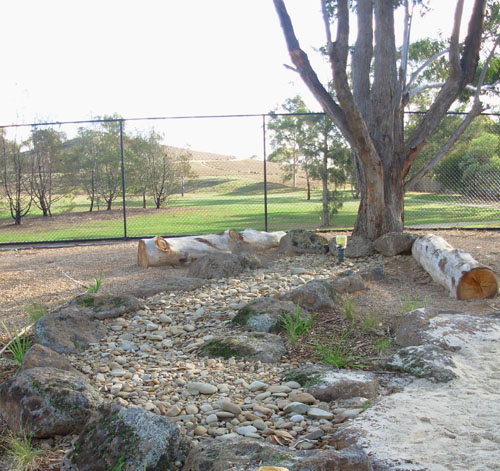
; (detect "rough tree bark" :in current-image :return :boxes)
[273,0,488,240]
[412,234,498,299]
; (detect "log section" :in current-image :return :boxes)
[412,234,498,300]
[138,229,286,268]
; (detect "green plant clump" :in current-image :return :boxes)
[25,303,47,324]
[87,273,103,293]
[1,322,31,366]
[280,305,315,346]
[310,324,366,369]
[374,337,393,355]
[341,295,356,321]
[401,295,429,314]
[5,434,41,471]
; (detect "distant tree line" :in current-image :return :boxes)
[0,116,194,224]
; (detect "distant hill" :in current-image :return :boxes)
[164,145,237,161]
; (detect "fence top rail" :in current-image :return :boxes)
[2,111,497,130]
[0,112,327,129]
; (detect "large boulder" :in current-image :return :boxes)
[183,437,371,471]
[232,298,308,333]
[279,230,329,256]
[187,253,266,279]
[129,277,206,299]
[373,232,417,256]
[0,367,103,437]
[280,280,336,311]
[387,344,457,383]
[61,402,190,471]
[35,308,108,354]
[344,236,375,258]
[200,333,286,363]
[21,344,80,373]
[285,366,379,401]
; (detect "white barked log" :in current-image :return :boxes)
[138,228,286,267]
[412,234,498,300]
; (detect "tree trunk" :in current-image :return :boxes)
[143,191,146,209]
[321,152,329,226]
[138,229,286,268]
[412,234,498,299]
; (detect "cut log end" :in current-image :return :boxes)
[457,268,499,300]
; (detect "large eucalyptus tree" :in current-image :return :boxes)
[273,0,499,239]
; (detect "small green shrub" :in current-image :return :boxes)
[87,273,103,294]
[1,322,31,366]
[361,310,380,332]
[374,336,393,355]
[401,295,429,314]
[280,306,315,346]
[310,325,366,369]
[5,434,41,471]
[342,295,356,321]
[25,303,47,324]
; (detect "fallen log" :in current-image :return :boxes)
[412,234,498,300]
[138,229,286,268]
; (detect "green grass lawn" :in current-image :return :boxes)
[0,181,498,244]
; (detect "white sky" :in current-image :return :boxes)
[0,0,476,157]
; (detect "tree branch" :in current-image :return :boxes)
[399,0,413,97]
[403,100,483,190]
[273,0,354,144]
[404,32,499,189]
[404,48,450,94]
[404,0,485,172]
[352,0,373,124]
[328,0,381,169]
[408,82,446,98]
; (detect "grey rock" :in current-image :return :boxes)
[374,232,417,256]
[0,367,103,437]
[182,437,372,471]
[21,344,80,373]
[130,276,206,298]
[283,402,310,415]
[187,253,266,280]
[359,265,386,281]
[61,402,190,471]
[392,308,433,347]
[35,308,107,354]
[331,274,367,294]
[286,366,379,401]
[200,333,286,363]
[280,280,336,311]
[344,236,375,258]
[387,344,457,383]
[307,407,334,419]
[232,298,308,333]
[279,230,329,256]
[70,294,142,319]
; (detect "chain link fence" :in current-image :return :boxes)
[0,112,498,245]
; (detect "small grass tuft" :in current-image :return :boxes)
[25,303,47,324]
[341,295,356,321]
[374,336,393,355]
[1,322,31,366]
[310,324,366,369]
[87,273,103,294]
[360,310,381,332]
[401,295,429,314]
[5,434,41,471]
[280,305,315,346]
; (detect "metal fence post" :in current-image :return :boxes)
[119,120,128,240]
[262,114,268,232]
